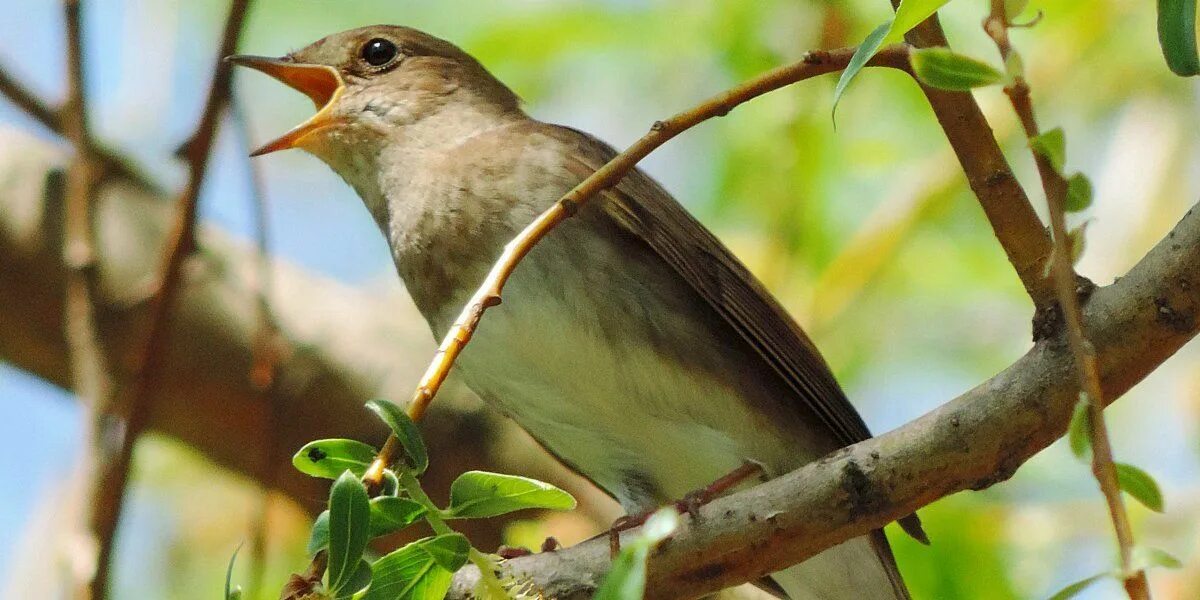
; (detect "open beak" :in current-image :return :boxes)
[226,55,345,156]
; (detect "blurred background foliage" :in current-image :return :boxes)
[1,0,1198,598]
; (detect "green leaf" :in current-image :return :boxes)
[1005,0,1030,20]
[446,471,577,518]
[336,560,373,600]
[832,21,892,119]
[328,472,372,595]
[595,508,680,600]
[225,544,243,600]
[1065,173,1094,212]
[370,497,428,538]
[1132,545,1184,571]
[362,534,470,600]
[890,0,954,41]
[910,48,1004,91]
[1047,572,1112,600]
[1067,394,1091,460]
[1030,128,1066,173]
[293,439,378,480]
[1068,221,1090,265]
[366,399,429,475]
[1115,463,1164,512]
[1158,0,1200,76]
[307,497,427,556]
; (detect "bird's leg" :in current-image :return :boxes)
[608,460,767,556]
[496,536,560,559]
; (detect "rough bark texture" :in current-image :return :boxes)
[446,200,1200,596]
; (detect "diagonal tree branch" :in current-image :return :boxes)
[448,201,1200,599]
[890,4,1057,313]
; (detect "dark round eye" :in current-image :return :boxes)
[361,38,398,67]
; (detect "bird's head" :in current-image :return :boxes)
[228,25,521,158]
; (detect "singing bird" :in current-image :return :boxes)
[230,25,923,599]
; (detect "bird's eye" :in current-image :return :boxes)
[361,38,398,67]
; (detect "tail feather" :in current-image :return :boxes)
[768,530,909,600]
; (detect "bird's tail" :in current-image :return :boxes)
[768,530,909,600]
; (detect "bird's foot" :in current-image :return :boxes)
[496,536,560,560]
[607,460,766,556]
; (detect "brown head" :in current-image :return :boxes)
[228,25,521,157]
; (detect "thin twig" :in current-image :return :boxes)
[984,3,1149,598]
[888,0,1056,313]
[81,1,253,595]
[362,43,914,488]
[0,64,158,192]
[59,2,120,598]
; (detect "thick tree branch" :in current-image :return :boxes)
[363,43,914,487]
[448,201,1200,599]
[892,6,1057,311]
[983,3,1148,597]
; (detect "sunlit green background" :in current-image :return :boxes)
[1,0,1197,598]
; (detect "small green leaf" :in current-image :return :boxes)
[293,439,378,480]
[1158,0,1200,76]
[1005,0,1030,20]
[335,560,373,600]
[446,471,576,519]
[366,399,429,475]
[910,48,1004,91]
[1115,463,1164,512]
[1047,572,1113,600]
[370,497,428,538]
[595,508,680,600]
[1132,545,1183,571]
[225,543,243,600]
[832,21,892,118]
[1065,173,1094,212]
[1067,394,1091,460]
[381,469,401,496]
[1030,128,1067,173]
[1068,221,1090,265]
[362,534,470,600]
[328,472,372,595]
[890,0,954,41]
[308,496,428,556]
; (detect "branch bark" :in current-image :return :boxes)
[447,200,1200,598]
[892,6,1057,311]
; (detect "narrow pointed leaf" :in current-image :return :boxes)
[1047,572,1113,600]
[1068,221,1090,265]
[1067,395,1091,460]
[447,471,576,518]
[366,399,429,474]
[293,439,378,480]
[362,534,469,600]
[1115,463,1164,512]
[910,48,1004,91]
[1158,0,1200,76]
[225,544,243,600]
[1030,128,1066,172]
[1132,546,1183,570]
[328,472,372,594]
[832,21,892,119]
[891,0,954,41]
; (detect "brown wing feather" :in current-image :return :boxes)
[555,127,872,446]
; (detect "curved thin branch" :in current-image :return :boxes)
[448,201,1200,599]
[362,43,915,487]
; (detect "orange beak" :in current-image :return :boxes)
[226,55,345,156]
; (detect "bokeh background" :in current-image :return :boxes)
[1,0,1198,598]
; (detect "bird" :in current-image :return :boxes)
[229,25,923,599]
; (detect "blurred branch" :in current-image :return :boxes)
[889,2,1057,313]
[58,3,122,598]
[450,201,1200,599]
[0,64,157,192]
[84,1,251,596]
[983,3,1148,597]
[363,43,915,488]
[0,126,545,575]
